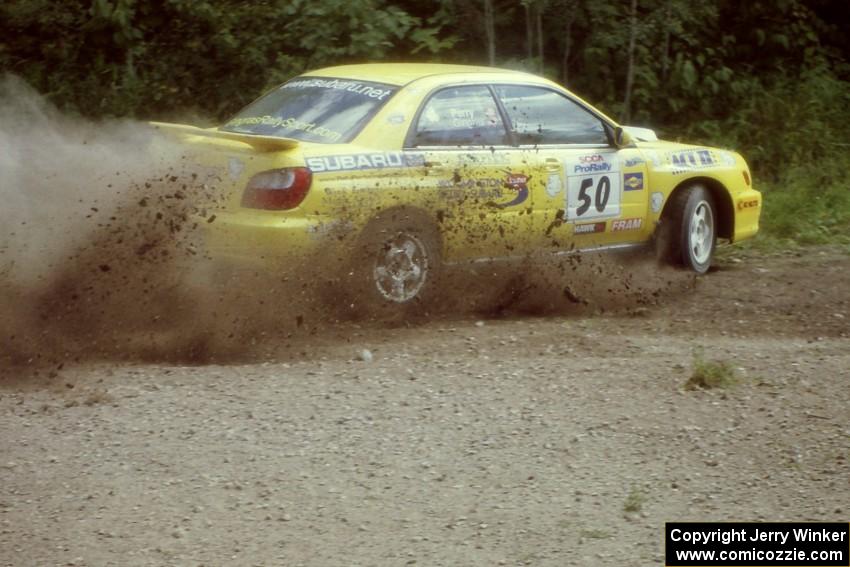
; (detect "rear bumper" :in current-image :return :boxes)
[204,211,355,264]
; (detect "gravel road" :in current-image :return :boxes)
[1,248,848,566]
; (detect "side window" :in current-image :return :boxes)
[411,86,508,147]
[495,85,608,145]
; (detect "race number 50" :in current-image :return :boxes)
[576,176,611,216]
[566,153,622,220]
[567,173,621,220]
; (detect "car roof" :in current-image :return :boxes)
[302,63,535,86]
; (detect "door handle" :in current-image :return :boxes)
[544,158,561,172]
[423,160,444,175]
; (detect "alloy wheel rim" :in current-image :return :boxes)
[689,200,714,265]
[373,232,428,303]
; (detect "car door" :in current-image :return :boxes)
[493,84,650,250]
[405,84,535,261]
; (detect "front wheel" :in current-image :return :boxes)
[658,185,717,274]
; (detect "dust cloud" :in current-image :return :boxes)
[0,76,353,373]
[0,75,221,369]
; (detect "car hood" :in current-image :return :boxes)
[634,139,743,171]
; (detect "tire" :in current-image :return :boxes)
[658,185,716,274]
[346,213,442,318]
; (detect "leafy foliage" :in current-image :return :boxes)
[0,0,456,118]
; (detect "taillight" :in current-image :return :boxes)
[241,167,312,210]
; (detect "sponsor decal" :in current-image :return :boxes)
[573,221,606,235]
[462,153,512,166]
[611,217,643,232]
[438,177,502,201]
[306,219,354,239]
[651,192,664,213]
[624,157,645,167]
[438,177,502,189]
[227,157,244,181]
[226,116,343,142]
[574,154,612,174]
[282,78,394,100]
[546,172,563,198]
[669,149,716,172]
[306,152,425,173]
[579,154,605,163]
[449,108,476,128]
[436,172,530,207]
[497,172,530,208]
[574,162,611,173]
[623,172,644,191]
[505,173,528,189]
[738,198,759,210]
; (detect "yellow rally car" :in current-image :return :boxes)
[153,63,761,312]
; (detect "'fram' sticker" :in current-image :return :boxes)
[611,218,643,232]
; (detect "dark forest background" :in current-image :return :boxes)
[2,0,849,244]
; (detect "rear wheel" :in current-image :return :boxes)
[346,214,441,318]
[658,185,716,274]
[373,231,430,303]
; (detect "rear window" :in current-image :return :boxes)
[221,77,398,143]
[410,85,509,147]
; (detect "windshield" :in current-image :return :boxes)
[221,77,398,143]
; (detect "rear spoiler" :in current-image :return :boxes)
[149,121,300,152]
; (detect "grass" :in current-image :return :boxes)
[623,488,647,514]
[685,352,739,390]
[713,163,850,257]
[581,528,613,539]
[710,154,850,261]
[689,71,850,252]
[743,154,850,250]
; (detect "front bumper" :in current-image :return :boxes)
[732,188,762,242]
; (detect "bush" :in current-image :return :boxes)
[666,67,850,246]
[685,353,738,390]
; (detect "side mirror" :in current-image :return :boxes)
[613,126,634,148]
[622,125,658,142]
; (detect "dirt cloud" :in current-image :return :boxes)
[0,75,221,369]
[0,76,356,372]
